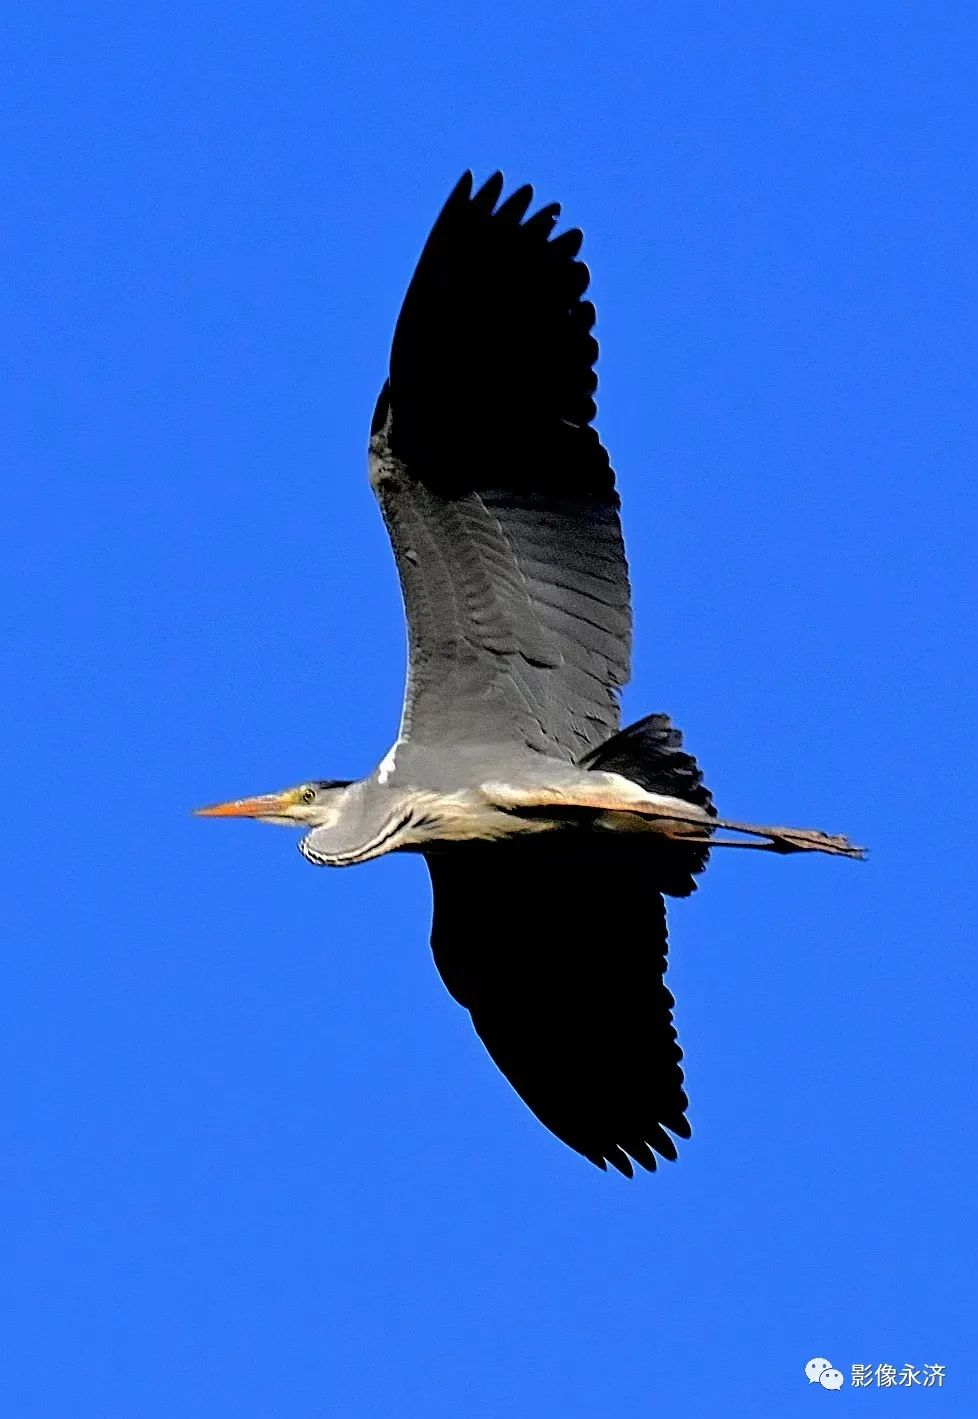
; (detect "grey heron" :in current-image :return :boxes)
[197,171,863,1176]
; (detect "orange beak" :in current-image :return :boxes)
[194,791,297,819]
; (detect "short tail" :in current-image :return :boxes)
[579,714,714,896]
[580,713,714,811]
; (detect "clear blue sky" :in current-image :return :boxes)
[3,3,974,1414]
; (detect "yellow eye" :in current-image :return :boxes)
[301,788,316,805]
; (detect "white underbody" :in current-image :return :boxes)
[398,771,712,847]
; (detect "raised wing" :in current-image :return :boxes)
[425,836,691,1176]
[369,171,630,761]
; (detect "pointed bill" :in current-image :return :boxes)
[194,791,297,819]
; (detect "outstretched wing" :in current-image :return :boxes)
[369,171,630,762]
[424,836,691,1176]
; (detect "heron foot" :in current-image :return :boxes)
[708,819,867,860]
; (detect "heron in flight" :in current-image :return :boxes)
[197,172,863,1176]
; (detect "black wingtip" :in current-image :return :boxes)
[522,201,561,239]
[549,227,584,260]
[451,170,475,201]
[450,172,569,241]
[473,170,505,212]
[495,183,535,225]
[605,1147,635,1178]
[646,1126,679,1163]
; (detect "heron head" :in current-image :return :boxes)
[194,779,354,828]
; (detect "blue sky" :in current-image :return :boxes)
[3,3,974,1414]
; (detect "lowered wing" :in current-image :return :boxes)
[425,835,691,1175]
